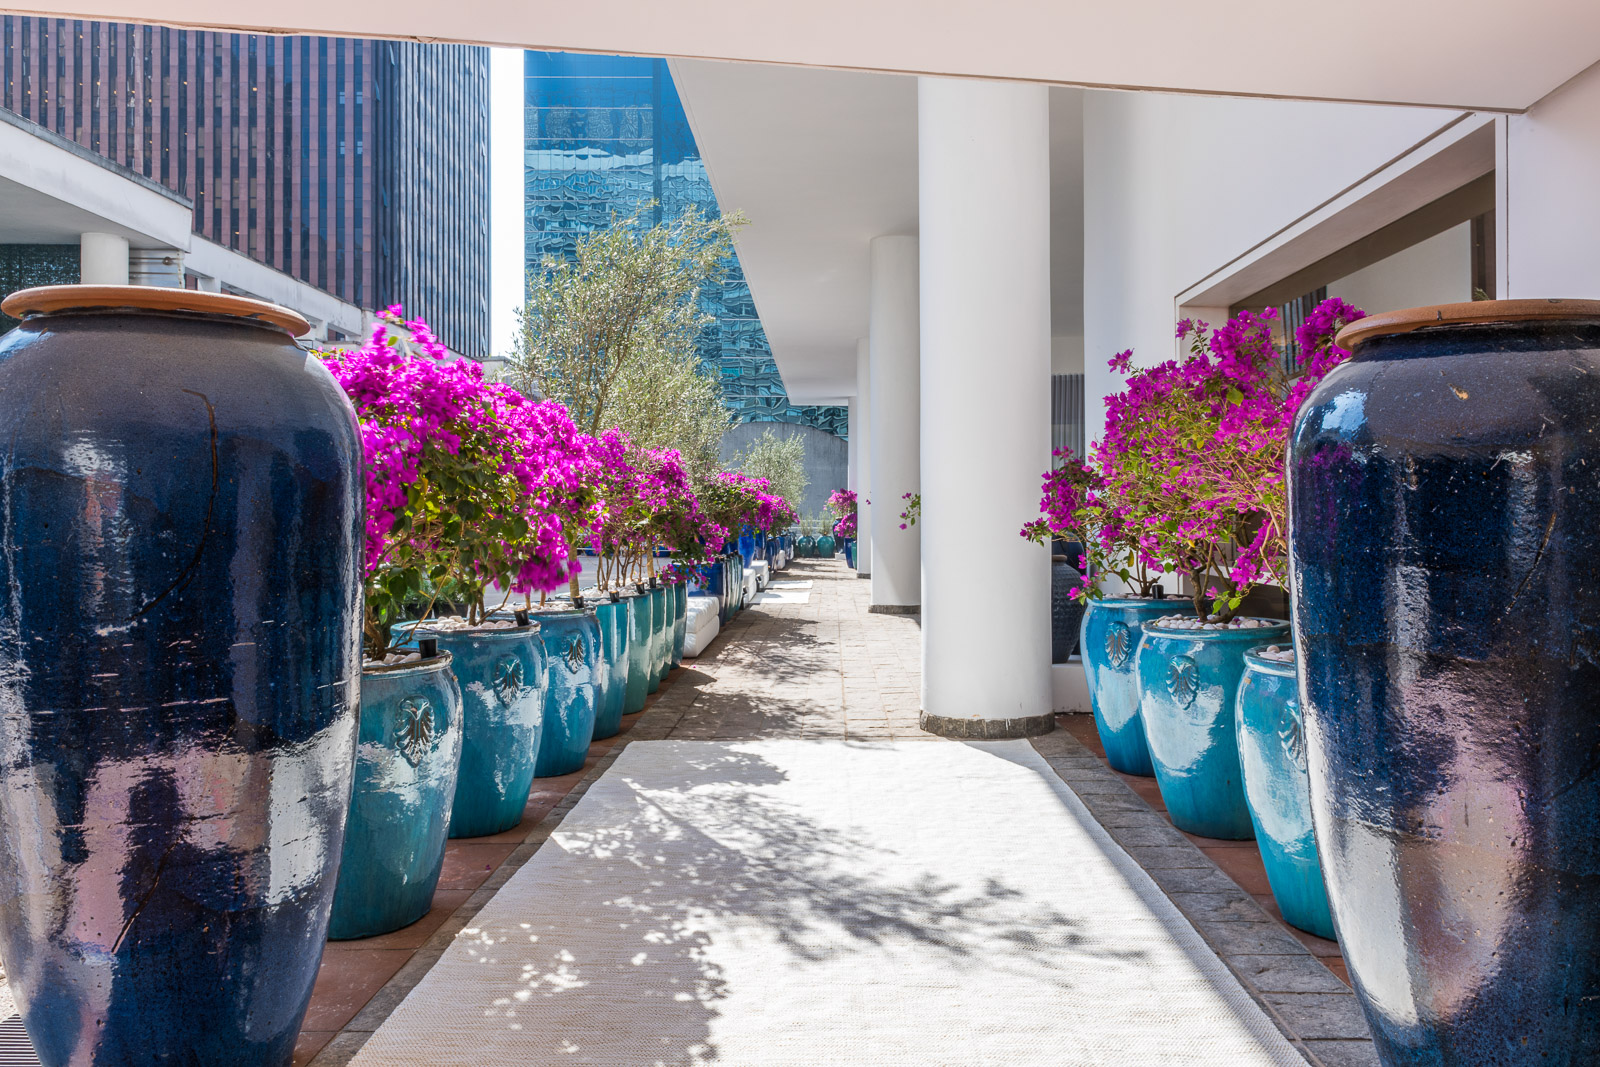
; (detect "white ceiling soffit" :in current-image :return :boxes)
[671,59,918,402]
[7,0,1600,111]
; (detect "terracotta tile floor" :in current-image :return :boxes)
[1060,713,1351,987]
[290,704,652,1066]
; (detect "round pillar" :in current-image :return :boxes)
[917,77,1053,739]
[79,233,130,285]
[867,236,919,611]
[854,337,873,579]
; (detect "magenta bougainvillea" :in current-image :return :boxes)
[1021,297,1365,620]
[324,307,800,650]
[827,488,857,539]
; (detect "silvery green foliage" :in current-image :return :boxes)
[735,428,809,523]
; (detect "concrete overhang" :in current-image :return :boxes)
[4,1,1598,112]
[0,109,194,250]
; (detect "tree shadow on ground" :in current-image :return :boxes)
[428,744,1157,1066]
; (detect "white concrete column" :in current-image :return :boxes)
[918,77,1053,738]
[79,233,130,285]
[867,236,919,609]
[854,337,873,579]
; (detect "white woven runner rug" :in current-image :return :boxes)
[349,740,1303,1066]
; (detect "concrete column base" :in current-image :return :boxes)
[868,604,918,615]
[919,711,1056,739]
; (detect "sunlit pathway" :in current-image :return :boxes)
[336,560,1323,1066]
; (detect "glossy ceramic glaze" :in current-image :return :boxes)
[693,559,726,625]
[0,291,363,1066]
[330,656,463,940]
[647,585,667,692]
[621,592,651,714]
[1137,619,1290,839]
[586,597,628,739]
[532,609,601,778]
[1235,648,1335,939]
[816,534,836,558]
[797,535,816,558]
[414,625,546,839]
[737,531,756,568]
[670,582,687,668]
[1289,305,1600,1064]
[1051,559,1085,663]
[1080,598,1188,776]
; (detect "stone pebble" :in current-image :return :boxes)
[364,650,422,667]
[1153,614,1278,632]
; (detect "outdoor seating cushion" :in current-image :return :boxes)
[684,596,720,658]
[743,568,758,604]
[753,560,770,590]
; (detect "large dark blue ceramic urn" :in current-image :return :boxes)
[0,286,363,1066]
[670,582,687,668]
[1289,300,1600,1065]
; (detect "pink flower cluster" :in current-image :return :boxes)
[714,470,795,533]
[1021,298,1365,618]
[827,487,857,539]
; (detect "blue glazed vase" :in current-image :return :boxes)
[532,608,601,778]
[1080,598,1189,776]
[670,582,687,668]
[586,595,628,738]
[1235,646,1335,939]
[330,655,464,939]
[738,528,756,567]
[1051,559,1085,664]
[414,624,547,840]
[621,590,652,714]
[798,535,816,558]
[817,533,836,558]
[647,584,667,692]
[0,288,363,1067]
[1289,302,1600,1065]
[1136,617,1290,839]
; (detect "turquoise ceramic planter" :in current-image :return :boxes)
[1081,598,1190,776]
[532,609,602,778]
[622,590,651,713]
[646,585,666,694]
[330,654,463,939]
[1137,617,1291,839]
[654,583,672,683]
[670,582,687,667]
[729,556,745,614]
[817,533,836,558]
[412,625,546,840]
[1236,647,1336,939]
[587,596,629,739]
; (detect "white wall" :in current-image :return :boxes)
[1503,60,1600,299]
[1327,221,1472,314]
[1082,89,1471,443]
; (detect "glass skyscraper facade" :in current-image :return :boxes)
[523,51,846,439]
[0,19,490,356]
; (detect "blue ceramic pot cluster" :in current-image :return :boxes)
[330,654,464,939]
[1289,302,1600,1064]
[1136,617,1290,839]
[532,608,602,778]
[1080,598,1188,776]
[416,623,548,839]
[586,596,629,739]
[1235,647,1335,939]
[0,287,364,1066]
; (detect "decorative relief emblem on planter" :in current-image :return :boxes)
[396,698,436,765]
[1280,697,1306,770]
[1167,656,1199,707]
[1104,622,1133,668]
[493,656,525,703]
[564,638,584,674]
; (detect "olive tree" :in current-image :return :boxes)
[734,427,808,519]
